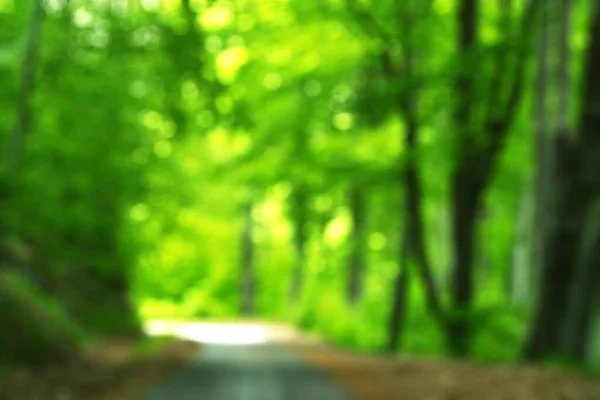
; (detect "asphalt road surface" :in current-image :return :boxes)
[140,341,353,400]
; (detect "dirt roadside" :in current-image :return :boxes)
[0,337,199,400]
[293,340,600,400]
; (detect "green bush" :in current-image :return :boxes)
[0,269,88,365]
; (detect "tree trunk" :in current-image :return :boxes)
[5,0,45,170]
[509,186,533,305]
[290,188,308,302]
[347,182,367,305]
[523,2,600,362]
[561,205,600,363]
[386,228,410,353]
[381,1,443,351]
[0,0,45,263]
[446,0,479,357]
[522,136,582,360]
[240,202,255,316]
[446,0,538,357]
[447,174,481,356]
[558,1,600,363]
[557,0,571,134]
[532,0,550,301]
[402,91,442,321]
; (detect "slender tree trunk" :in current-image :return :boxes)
[557,0,570,134]
[384,2,442,350]
[447,0,479,357]
[387,64,428,351]
[402,89,442,320]
[438,207,452,293]
[0,0,45,268]
[345,0,441,347]
[347,182,366,305]
[532,0,550,301]
[509,185,533,305]
[290,188,308,302]
[447,175,481,356]
[446,0,538,357]
[386,226,410,353]
[240,202,255,316]
[5,0,45,170]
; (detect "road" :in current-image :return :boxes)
[140,322,353,400]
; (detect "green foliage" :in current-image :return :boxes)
[0,269,87,364]
[0,0,597,371]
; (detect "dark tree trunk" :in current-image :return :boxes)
[383,2,442,350]
[402,86,442,320]
[94,272,140,335]
[562,215,600,363]
[555,0,598,364]
[532,0,550,301]
[408,173,442,319]
[446,0,538,357]
[240,202,255,316]
[560,2,600,363]
[523,137,585,361]
[347,182,367,305]
[446,0,479,358]
[290,188,308,302]
[386,230,410,353]
[387,125,442,352]
[523,3,600,362]
[447,174,481,356]
[575,3,600,215]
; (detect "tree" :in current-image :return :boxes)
[346,180,367,305]
[523,1,600,363]
[344,0,443,352]
[4,0,44,170]
[289,185,309,302]
[447,0,539,356]
[240,201,255,316]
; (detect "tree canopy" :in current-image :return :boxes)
[0,0,599,371]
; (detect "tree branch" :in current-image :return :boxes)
[344,0,394,44]
[500,0,541,128]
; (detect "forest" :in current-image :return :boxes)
[0,0,599,391]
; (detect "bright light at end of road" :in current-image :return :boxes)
[144,321,272,345]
